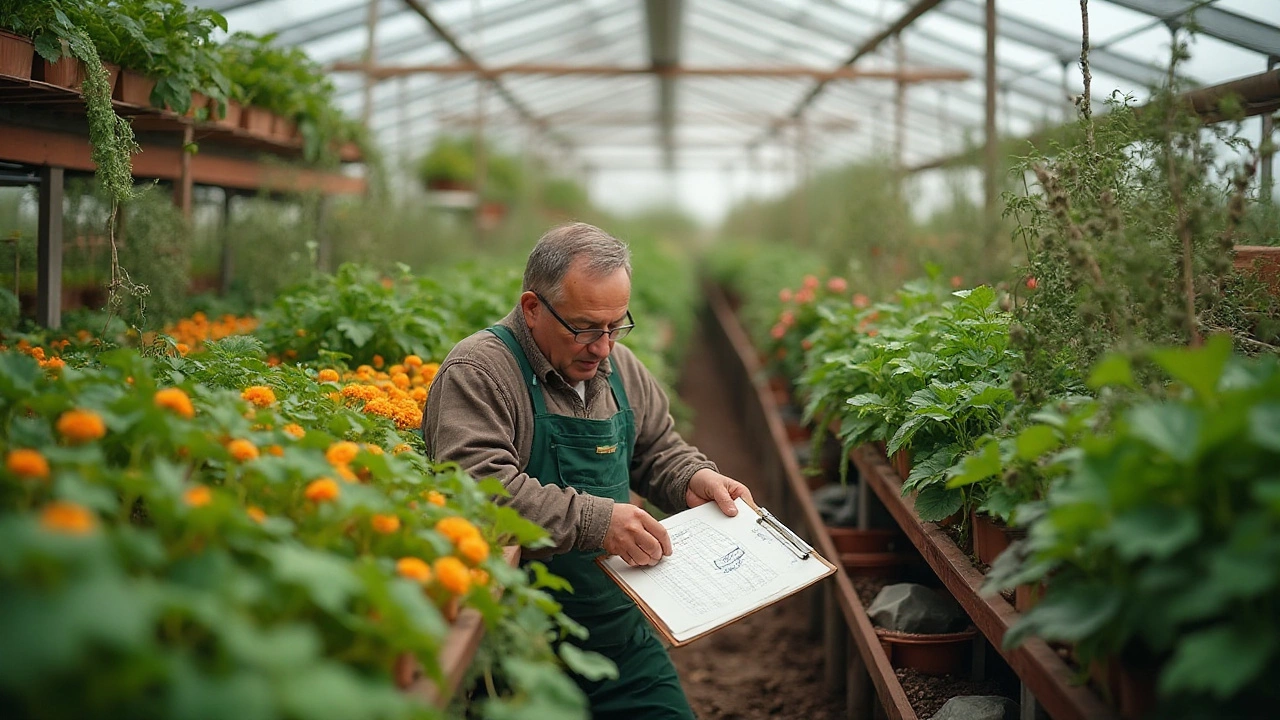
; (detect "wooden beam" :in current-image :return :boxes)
[175,124,194,218]
[1,124,366,195]
[219,191,234,297]
[329,61,971,83]
[36,165,63,329]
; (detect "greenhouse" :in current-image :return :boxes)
[0,0,1278,719]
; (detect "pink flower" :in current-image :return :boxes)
[770,324,787,340]
[801,339,813,351]
[802,275,820,290]
[778,288,793,303]
[795,288,816,304]
[950,276,963,289]
[827,277,848,293]
[852,293,870,309]
[1025,277,1038,290]
[779,310,795,328]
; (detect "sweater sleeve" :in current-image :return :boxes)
[422,357,614,559]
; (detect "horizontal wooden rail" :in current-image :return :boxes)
[704,285,917,720]
[850,446,1116,720]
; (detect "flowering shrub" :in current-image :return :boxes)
[764,273,861,384]
[0,339,605,719]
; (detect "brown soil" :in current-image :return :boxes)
[895,668,1017,719]
[671,334,844,720]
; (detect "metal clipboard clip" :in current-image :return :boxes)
[756,506,813,560]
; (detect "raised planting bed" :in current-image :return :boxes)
[851,445,1117,720]
[398,544,521,707]
[703,283,918,720]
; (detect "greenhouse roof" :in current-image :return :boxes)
[195,0,1279,215]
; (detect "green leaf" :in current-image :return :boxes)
[1087,353,1135,390]
[1249,404,1280,452]
[528,561,573,593]
[914,484,964,522]
[1159,624,1275,698]
[0,352,40,399]
[1015,425,1060,461]
[946,439,1002,489]
[1127,403,1201,464]
[558,643,618,681]
[168,658,275,720]
[264,544,360,614]
[33,33,65,63]
[1005,581,1122,648]
[1105,506,1200,561]
[1149,334,1232,402]
[278,663,410,720]
[336,318,375,348]
[887,414,927,455]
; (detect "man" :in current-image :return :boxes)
[423,222,753,719]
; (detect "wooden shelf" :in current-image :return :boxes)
[704,284,918,720]
[850,445,1117,720]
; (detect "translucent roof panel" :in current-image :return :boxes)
[193,0,1280,220]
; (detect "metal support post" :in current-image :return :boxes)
[361,0,380,128]
[175,125,194,219]
[983,0,999,250]
[315,196,331,273]
[894,33,906,173]
[37,166,64,329]
[1263,56,1277,201]
[219,190,235,296]
[793,122,809,247]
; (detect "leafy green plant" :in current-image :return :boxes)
[988,336,1280,717]
[418,136,476,189]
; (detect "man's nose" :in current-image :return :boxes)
[587,334,613,357]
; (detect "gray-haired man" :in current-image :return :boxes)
[423,222,752,719]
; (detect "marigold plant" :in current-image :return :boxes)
[6,449,50,480]
[56,409,107,444]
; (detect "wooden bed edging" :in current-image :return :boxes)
[404,544,522,707]
[850,446,1118,720]
[704,285,918,720]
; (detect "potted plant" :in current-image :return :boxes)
[0,24,33,79]
[418,136,476,192]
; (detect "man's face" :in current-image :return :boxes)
[522,261,631,384]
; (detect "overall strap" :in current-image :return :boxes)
[486,325,548,415]
[607,366,630,412]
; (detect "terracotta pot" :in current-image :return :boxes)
[1090,657,1159,719]
[425,178,473,192]
[271,113,297,142]
[971,511,1023,566]
[827,527,900,554]
[38,57,118,93]
[784,419,811,444]
[112,69,155,106]
[1014,581,1045,613]
[182,91,210,120]
[240,105,274,136]
[876,627,978,676]
[890,448,912,479]
[212,98,242,129]
[0,30,35,80]
[840,551,914,580]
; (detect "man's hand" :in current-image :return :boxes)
[686,468,754,516]
[603,503,672,567]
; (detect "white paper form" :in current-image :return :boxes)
[601,498,832,643]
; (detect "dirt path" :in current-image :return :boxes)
[669,332,845,720]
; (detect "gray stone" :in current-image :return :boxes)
[813,482,858,527]
[929,695,1019,720]
[866,583,968,634]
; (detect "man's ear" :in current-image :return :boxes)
[519,291,539,326]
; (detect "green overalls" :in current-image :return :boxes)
[489,325,696,720]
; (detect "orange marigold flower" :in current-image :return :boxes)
[241,385,276,408]
[40,501,96,535]
[154,388,195,419]
[425,490,447,507]
[175,342,190,356]
[470,568,490,587]
[422,363,439,383]
[371,514,401,534]
[397,557,431,583]
[436,516,480,545]
[295,328,307,337]
[363,443,384,455]
[184,485,212,507]
[305,478,340,503]
[392,443,412,455]
[317,368,340,383]
[283,423,305,439]
[411,387,428,403]
[392,372,411,390]
[265,444,284,457]
[458,536,490,564]
[335,464,358,483]
[326,441,360,466]
[57,409,106,444]
[6,448,50,479]
[404,354,424,368]
[247,506,266,523]
[28,346,45,361]
[434,556,471,595]
[43,356,65,371]
[372,355,385,369]
[226,439,259,462]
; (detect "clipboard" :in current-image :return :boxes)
[595,498,836,647]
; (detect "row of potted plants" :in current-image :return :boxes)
[0,0,366,168]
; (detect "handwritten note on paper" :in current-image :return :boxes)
[601,498,833,643]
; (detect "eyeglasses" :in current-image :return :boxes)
[535,292,635,344]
